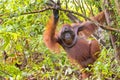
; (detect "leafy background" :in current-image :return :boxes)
[0,0,120,80]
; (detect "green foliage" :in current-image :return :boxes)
[92,48,120,79]
[0,0,120,80]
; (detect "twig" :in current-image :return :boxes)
[65,0,68,9]
[59,8,120,32]
[1,7,120,32]
[81,0,87,18]
[17,7,120,33]
[21,7,53,15]
[50,0,57,5]
[84,1,94,16]
[73,0,79,12]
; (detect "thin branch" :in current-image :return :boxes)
[84,1,94,16]
[73,0,79,12]
[93,33,108,47]
[66,8,107,48]
[50,0,57,5]
[89,4,94,16]
[76,0,83,13]
[21,7,53,15]
[65,0,68,9]
[84,1,91,12]
[59,8,120,32]
[81,0,87,18]
[60,9,120,32]
[67,13,82,23]
[1,7,120,32]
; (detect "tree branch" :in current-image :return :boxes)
[21,7,53,15]
[23,7,120,32]
[1,7,120,32]
[58,8,120,32]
